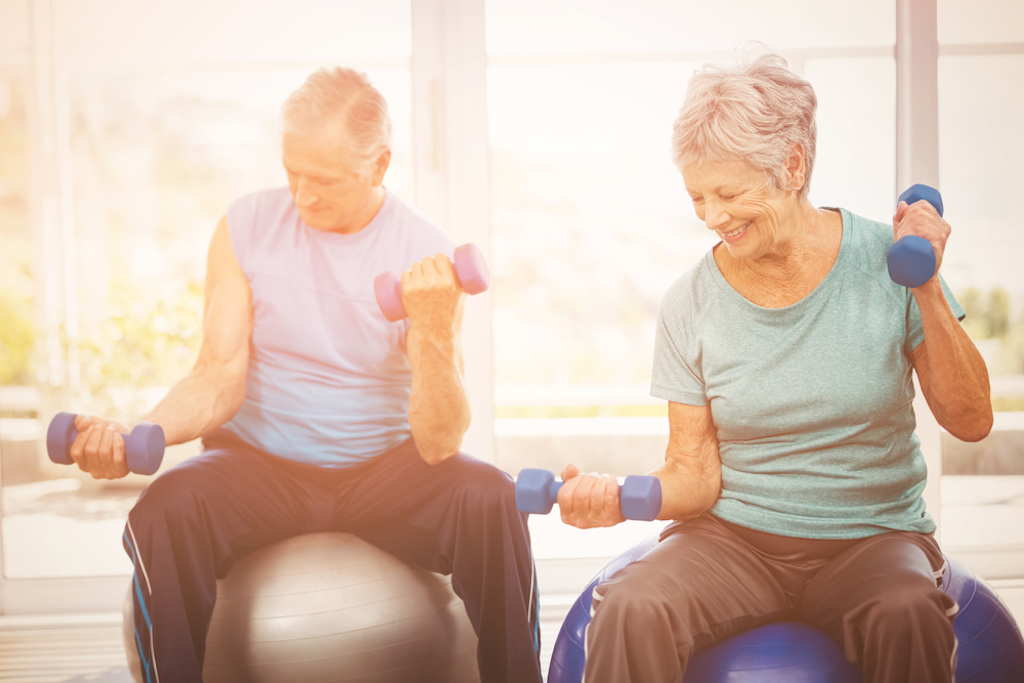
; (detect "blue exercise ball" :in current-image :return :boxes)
[548,535,1024,683]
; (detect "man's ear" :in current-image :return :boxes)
[370,148,391,186]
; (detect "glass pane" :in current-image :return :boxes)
[938,54,1024,573]
[0,0,30,63]
[939,0,1024,46]
[490,58,898,478]
[69,67,412,422]
[54,0,411,70]
[486,0,894,56]
[489,61,714,394]
[4,65,411,580]
[805,57,895,222]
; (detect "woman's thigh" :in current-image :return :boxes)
[590,514,795,655]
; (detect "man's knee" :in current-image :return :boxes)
[444,455,516,510]
[130,459,216,530]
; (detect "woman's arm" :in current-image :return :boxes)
[894,199,993,442]
[908,283,993,442]
[651,401,723,520]
[557,401,722,528]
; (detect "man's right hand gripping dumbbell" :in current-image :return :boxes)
[516,465,663,526]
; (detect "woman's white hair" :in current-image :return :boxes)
[282,67,391,174]
[671,48,818,197]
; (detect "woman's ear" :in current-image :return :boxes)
[785,143,806,193]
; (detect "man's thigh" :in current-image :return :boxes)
[130,437,333,572]
[332,442,519,568]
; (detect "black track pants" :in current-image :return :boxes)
[123,431,542,683]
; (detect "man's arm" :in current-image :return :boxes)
[142,215,253,444]
[402,253,471,465]
[70,216,253,477]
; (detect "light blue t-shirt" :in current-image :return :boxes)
[651,208,965,539]
[222,187,455,467]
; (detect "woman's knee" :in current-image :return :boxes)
[862,574,955,636]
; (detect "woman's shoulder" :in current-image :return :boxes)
[659,251,721,322]
[836,207,895,251]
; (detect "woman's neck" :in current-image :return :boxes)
[717,204,843,308]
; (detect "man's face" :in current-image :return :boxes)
[281,127,385,234]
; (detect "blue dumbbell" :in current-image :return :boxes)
[515,468,663,521]
[887,183,944,288]
[46,412,165,475]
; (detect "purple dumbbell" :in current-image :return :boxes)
[374,243,491,322]
[46,412,165,475]
[515,468,663,522]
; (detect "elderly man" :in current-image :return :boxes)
[68,68,542,683]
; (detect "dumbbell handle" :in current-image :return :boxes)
[374,243,491,322]
[515,468,663,521]
[46,412,165,475]
[887,184,943,288]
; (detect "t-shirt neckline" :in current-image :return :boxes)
[705,207,849,315]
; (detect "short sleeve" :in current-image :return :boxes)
[650,290,708,406]
[905,274,967,353]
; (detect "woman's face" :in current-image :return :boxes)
[683,158,793,261]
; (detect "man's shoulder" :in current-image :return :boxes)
[381,189,456,252]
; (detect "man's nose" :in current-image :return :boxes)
[293,177,320,208]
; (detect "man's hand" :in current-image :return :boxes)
[68,415,131,480]
[557,464,627,529]
[401,253,465,333]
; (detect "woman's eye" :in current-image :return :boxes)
[720,194,736,202]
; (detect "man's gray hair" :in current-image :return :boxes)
[672,48,818,198]
[282,67,391,174]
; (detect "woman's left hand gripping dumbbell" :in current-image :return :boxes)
[47,412,165,478]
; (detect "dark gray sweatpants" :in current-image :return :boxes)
[585,514,957,683]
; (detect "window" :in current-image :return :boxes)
[936,0,1024,576]
[487,0,898,562]
[2,0,412,588]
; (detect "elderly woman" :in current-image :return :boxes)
[557,52,992,683]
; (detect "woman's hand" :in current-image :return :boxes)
[557,464,627,529]
[893,199,951,283]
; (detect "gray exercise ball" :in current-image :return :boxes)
[123,532,480,683]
